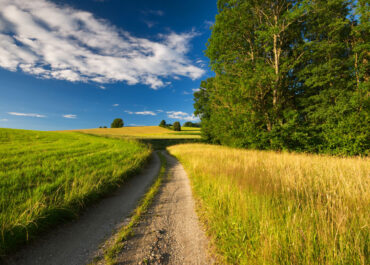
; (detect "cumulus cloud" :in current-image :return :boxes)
[8,112,46,118]
[112,104,119,107]
[167,111,199,121]
[0,0,204,89]
[63,114,77,119]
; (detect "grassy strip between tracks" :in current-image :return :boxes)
[100,152,166,265]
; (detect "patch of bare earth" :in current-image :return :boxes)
[112,151,214,265]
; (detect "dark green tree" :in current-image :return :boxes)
[195,0,368,155]
[111,118,124,128]
[173,121,181,131]
[159,120,166,127]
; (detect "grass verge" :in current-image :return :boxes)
[168,144,369,265]
[0,128,151,256]
[99,152,166,265]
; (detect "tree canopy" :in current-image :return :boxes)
[194,0,369,156]
[173,121,181,131]
[111,118,124,128]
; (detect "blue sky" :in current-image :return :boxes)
[0,0,217,130]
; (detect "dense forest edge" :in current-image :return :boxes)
[194,0,369,156]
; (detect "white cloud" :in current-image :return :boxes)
[204,20,214,29]
[125,110,157,116]
[63,114,77,119]
[8,112,46,118]
[112,104,119,107]
[0,0,204,89]
[135,111,156,116]
[0,118,8,122]
[183,88,200,94]
[167,111,199,121]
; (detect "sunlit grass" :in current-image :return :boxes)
[64,126,201,139]
[0,128,151,255]
[168,144,369,264]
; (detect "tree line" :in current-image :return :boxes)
[195,0,369,155]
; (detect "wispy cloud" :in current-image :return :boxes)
[167,111,199,121]
[112,104,119,107]
[8,112,46,118]
[0,0,204,89]
[135,111,156,116]
[143,20,157,29]
[204,20,214,29]
[63,114,77,119]
[0,118,8,122]
[142,10,164,16]
[125,110,156,116]
[183,88,200,95]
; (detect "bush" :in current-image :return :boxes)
[173,121,181,131]
[111,118,124,128]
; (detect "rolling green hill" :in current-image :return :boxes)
[0,128,151,254]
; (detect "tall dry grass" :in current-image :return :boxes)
[168,144,369,264]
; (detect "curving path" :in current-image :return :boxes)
[5,153,161,265]
[113,151,213,264]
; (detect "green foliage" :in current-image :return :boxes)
[111,118,124,128]
[183,121,200,127]
[159,120,167,127]
[0,128,150,254]
[195,0,369,155]
[173,121,181,131]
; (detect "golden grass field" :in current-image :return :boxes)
[168,144,370,264]
[64,126,201,139]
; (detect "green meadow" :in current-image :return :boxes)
[0,128,151,255]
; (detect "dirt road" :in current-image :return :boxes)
[5,151,213,265]
[112,151,213,264]
[5,153,161,265]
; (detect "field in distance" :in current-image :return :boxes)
[168,144,370,264]
[0,128,151,255]
[64,126,201,139]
